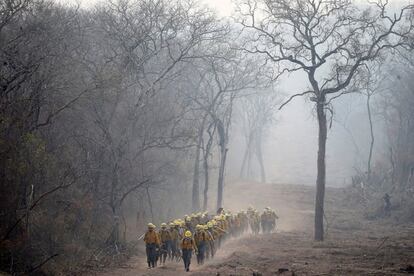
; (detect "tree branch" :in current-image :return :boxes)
[279,90,313,110]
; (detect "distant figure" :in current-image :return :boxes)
[383,193,391,216]
[246,206,260,234]
[261,207,279,233]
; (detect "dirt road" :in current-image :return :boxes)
[97,182,414,276]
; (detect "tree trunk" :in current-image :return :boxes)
[203,122,215,211]
[217,146,228,210]
[146,187,154,222]
[246,147,252,179]
[255,131,266,183]
[202,152,209,211]
[216,120,227,210]
[315,98,327,241]
[240,144,249,178]
[367,93,374,180]
[192,120,206,212]
[240,132,253,178]
[110,164,120,246]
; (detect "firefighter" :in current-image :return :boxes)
[181,230,197,272]
[169,222,180,261]
[249,209,261,234]
[205,222,216,259]
[213,217,227,249]
[262,207,279,232]
[184,216,194,233]
[158,223,172,265]
[233,212,242,237]
[144,223,160,269]
[194,225,207,265]
[240,211,249,233]
[261,208,271,233]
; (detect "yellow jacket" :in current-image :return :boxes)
[181,237,197,250]
[144,230,160,245]
[205,229,215,241]
[194,231,207,244]
[158,229,172,242]
[170,228,180,241]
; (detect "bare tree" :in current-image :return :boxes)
[0,0,233,273]
[184,61,234,211]
[360,64,384,181]
[379,60,414,192]
[237,0,414,240]
[202,120,216,210]
[239,89,279,182]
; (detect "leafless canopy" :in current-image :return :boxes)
[236,0,414,104]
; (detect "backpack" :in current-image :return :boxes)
[182,237,193,249]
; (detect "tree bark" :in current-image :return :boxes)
[216,120,227,210]
[192,136,202,212]
[146,187,154,222]
[192,118,206,212]
[202,124,215,211]
[202,151,209,211]
[367,93,374,180]
[217,146,228,210]
[315,98,327,241]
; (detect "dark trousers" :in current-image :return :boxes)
[196,242,206,265]
[146,243,157,268]
[160,240,172,263]
[182,249,193,270]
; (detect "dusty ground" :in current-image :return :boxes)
[96,182,414,276]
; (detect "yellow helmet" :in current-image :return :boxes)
[196,224,203,231]
[148,223,155,229]
[207,222,213,228]
[174,220,180,226]
[184,230,192,238]
[203,225,209,230]
[161,223,167,228]
[169,222,175,227]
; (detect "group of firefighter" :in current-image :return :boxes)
[142,206,278,272]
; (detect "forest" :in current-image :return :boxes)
[1,0,414,275]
